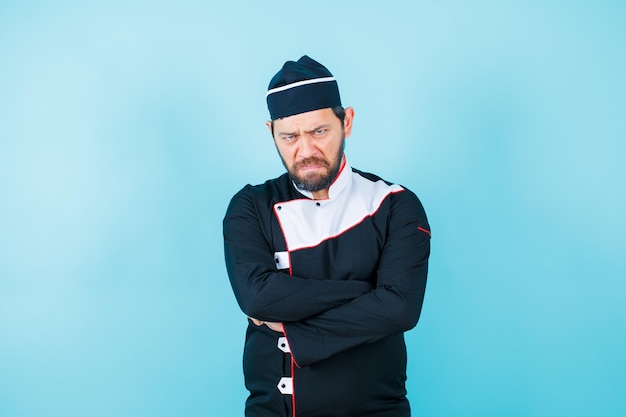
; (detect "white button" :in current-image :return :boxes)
[277,336,291,353]
[277,377,293,395]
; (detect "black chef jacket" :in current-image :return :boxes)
[223,158,431,417]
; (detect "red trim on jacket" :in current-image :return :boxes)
[291,356,297,417]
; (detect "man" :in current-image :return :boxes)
[223,55,431,417]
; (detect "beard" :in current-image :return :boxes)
[282,137,345,192]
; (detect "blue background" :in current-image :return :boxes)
[1,1,625,416]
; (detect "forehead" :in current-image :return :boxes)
[273,108,338,131]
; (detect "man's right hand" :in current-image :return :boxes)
[249,317,284,333]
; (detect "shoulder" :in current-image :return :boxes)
[225,173,292,216]
[352,167,424,204]
[352,168,430,231]
[351,167,391,185]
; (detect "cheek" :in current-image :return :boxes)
[281,147,295,160]
[325,140,343,159]
[276,146,295,165]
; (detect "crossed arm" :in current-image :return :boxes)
[223,186,430,366]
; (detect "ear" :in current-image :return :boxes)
[265,120,273,135]
[343,107,355,138]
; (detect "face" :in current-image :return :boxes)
[267,107,354,197]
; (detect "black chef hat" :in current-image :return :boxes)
[266,55,342,120]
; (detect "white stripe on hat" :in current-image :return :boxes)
[266,76,336,97]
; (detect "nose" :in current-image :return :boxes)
[296,135,317,159]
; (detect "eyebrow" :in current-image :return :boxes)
[277,124,331,137]
[304,124,331,134]
[277,130,297,137]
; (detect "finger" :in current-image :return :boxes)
[249,317,264,326]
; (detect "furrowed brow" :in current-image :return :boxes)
[304,124,331,134]
[277,130,298,136]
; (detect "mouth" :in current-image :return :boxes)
[295,158,328,173]
[298,164,325,172]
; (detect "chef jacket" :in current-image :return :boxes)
[223,158,431,417]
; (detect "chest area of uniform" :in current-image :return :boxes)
[270,191,393,282]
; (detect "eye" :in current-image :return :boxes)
[314,128,326,136]
[281,134,296,142]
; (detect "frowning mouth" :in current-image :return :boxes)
[299,164,324,171]
[294,158,329,172]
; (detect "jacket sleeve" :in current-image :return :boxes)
[223,186,372,322]
[282,190,431,367]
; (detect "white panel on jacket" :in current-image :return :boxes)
[274,172,403,251]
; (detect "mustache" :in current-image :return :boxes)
[293,157,330,170]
